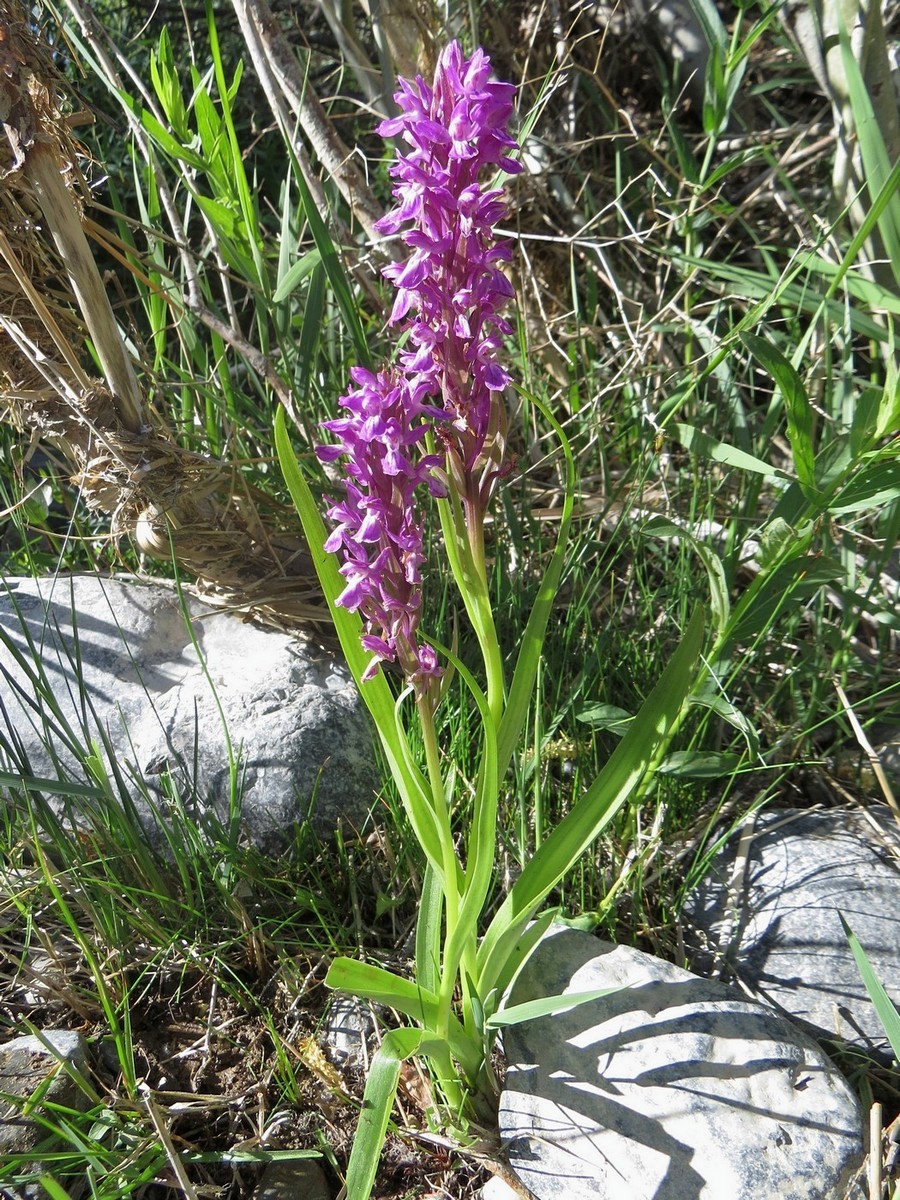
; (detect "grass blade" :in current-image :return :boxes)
[839,913,900,1060]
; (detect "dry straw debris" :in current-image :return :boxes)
[0,3,325,630]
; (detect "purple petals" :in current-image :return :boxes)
[316,366,440,691]
[375,41,519,470]
[317,40,519,691]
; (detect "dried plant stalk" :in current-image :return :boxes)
[0,4,326,629]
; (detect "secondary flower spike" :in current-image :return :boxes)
[318,365,445,691]
[318,42,519,688]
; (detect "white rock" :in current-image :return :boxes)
[479,1176,524,1200]
[499,927,864,1200]
[0,575,378,848]
[684,807,900,1055]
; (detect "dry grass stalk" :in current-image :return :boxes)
[0,4,326,630]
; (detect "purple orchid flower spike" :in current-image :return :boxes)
[318,365,445,693]
[376,41,521,503]
[318,41,520,690]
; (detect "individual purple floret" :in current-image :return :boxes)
[375,41,520,489]
[317,366,444,691]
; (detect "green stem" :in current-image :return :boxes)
[437,489,505,728]
[416,696,461,1049]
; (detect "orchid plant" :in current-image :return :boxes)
[275,41,705,1199]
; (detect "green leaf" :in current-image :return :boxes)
[131,100,207,169]
[323,958,480,1079]
[756,516,812,570]
[36,1180,74,1200]
[0,773,105,800]
[295,263,327,402]
[674,423,779,477]
[657,750,743,779]
[828,461,900,514]
[194,193,239,240]
[838,19,900,287]
[273,249,323,303]
[344,1027,445,1200]
[292,170,371,368]
[688,692,759,757]
[477,607,706,997]
[667,250,892,342]
[415,861,443,1001]
[839,914,900,1061]
[486,909,561,1012]
[728,555,842,644]
[874,359,899,440]
[485,986,623,1029]
[149,28,188,143]
[575,703,634,735]
[498,391,575,775]
[741,334,816,495]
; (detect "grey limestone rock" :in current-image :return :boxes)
[0,1031,90,1200]
[253,1158,330,1200]
[684,806,900,1055]
[0,575,379,849]
[499,927,864,1200]
[322,996,379,1069]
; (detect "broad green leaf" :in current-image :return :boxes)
[477,607,705,996]
[193,82,225,170]
[415,862,443,999]
[874,358,900,440]
[325,957,435,1021]
[850,388,885,459]
[344,1027,442,1200]
[728,555,842,644]
[756,516,813,570]
[839,914,900,1061]
[484,908,560,1021]
[741,334,816,495]
[674,423,779,477]
[485,986,623,1029]
[273,249,323,303]
[828,461,900,514]
[688,692,759,757]
[324,957,481,1079]
[36,1180,74,1200]
[657,750,743,779]
[576,703,633,734]
[194,193,239,240]
[129,99,207,168]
